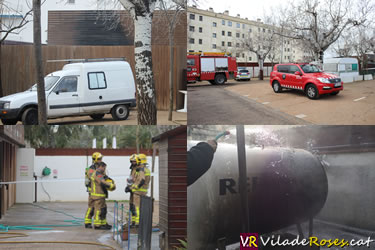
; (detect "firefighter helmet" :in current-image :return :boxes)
[92,152,103,163]
[138,154,147,164]
[130,154,140,165]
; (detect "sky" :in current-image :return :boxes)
[195,0,283,21]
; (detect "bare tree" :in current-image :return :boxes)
[116,0,158,125]
[0,0,33,97]
[278,0,374,64]
[240,22,278,80]
[158,0,186,121]
[33,0,47,124]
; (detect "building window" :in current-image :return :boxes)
[236,53,240,57]
[228,31,232,37]
[213,44,217,49]
[189,26,195,32]
[237,23,240,28]
[249,28,252,33]
[199,39,203,45]
[222,20,225,25]
[242,53,245,58]
[222,30,225,36]
[243,24,246,29]
[236,43,240,48]
[189,38,195,44]
[228,42,232,47]
[222,41,225,46]
[199,27,203,33]
[263,28,266,32]
[236,33,240,38]
[228,21,232,27]
[242,34,245,38]
[249,57,252,61]
[258,27,261,32]
[213,33,217,38]
[199,16,203,21]
[213,22,217,27]
[67,0,75,3]
[190,14,195,20]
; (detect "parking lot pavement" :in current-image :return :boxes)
[0,110,187,125]
[225,79,375,125]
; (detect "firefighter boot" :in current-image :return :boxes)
[94,224,112,230]
[85,224,92,229]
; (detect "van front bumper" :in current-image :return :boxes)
[0,109,19,120]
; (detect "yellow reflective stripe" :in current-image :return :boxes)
[90,193,106,197]
[133,188,147,192]
[85,208,92,220]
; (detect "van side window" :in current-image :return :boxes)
[88,72,107,90]
[54,76,77,93]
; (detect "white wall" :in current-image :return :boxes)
[34,155,159,202]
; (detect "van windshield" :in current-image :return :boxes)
[301,64,322,73]
[29,76,60,91]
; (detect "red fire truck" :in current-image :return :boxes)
[187,52,238,85]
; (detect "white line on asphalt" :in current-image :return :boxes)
[262,102,270,105]
[296,114,307,119]
[244,95,249,97]
[354,97,366,102]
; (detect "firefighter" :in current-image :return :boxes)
[138,154,151,192]
[89,161,115,230]
[125,154,140,222]
[128,154,149,226]
[84,152,103,228]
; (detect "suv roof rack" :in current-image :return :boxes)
[47,58,127,64]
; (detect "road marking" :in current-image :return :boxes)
[243,95,249,97]
[296,114,307,119]
[354,97,366,102]
[262,102,270,105]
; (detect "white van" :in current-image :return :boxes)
[0,59,136,125]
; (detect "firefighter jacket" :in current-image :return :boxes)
[144,167,151,189]
[131,167,148,193]
[90,170,114,199]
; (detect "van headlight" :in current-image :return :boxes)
[3,102,10,109]
[317,78,330,84]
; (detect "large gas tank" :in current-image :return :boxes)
[188,142,328,250]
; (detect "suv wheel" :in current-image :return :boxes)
[90,114,105,120]
[22,107,38,125]
[272,81,282,93]
[306,84,320,100]
[214,74,226,85]
[1,118,18,125]
[111,105,129,121]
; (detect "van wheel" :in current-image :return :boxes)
[306,84,320,100]
[214,74,226,85]
[22,107,38,125]
[272,81,282,93]
[111,105,129,120]
[1,118,18,125]
[90,114,105,120]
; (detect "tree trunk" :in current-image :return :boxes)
[259,58,264,80]
[168,30,174,121]
[134,12,157,125]
[33,0,47,125]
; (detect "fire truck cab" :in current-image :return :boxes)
[187,52,238,85]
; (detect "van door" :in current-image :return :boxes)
[47,76,80,118]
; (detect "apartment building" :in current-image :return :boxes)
[187,6,310,63]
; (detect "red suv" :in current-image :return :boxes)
[270,64,344,99]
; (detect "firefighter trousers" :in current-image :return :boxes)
[84,195,95,225]
[92,198,108,227]
[132,191,147,225]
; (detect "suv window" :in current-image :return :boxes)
[54,76,77,93]
[301,64,322,73]
[88,72,107,89]
[289,65,301,74]
[277,65,289,73]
